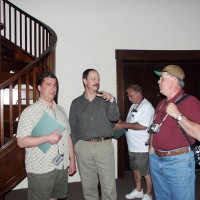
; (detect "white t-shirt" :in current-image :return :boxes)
[125,98,154,152]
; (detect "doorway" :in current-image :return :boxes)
[116,49,200,178]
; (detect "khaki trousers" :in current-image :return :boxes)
[75,139,117,200]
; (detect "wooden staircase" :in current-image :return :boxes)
[1,38,32,84]
[0,0,57,199]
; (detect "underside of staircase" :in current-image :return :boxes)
[0,0,57,199]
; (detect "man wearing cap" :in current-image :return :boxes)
[149,65,200,200]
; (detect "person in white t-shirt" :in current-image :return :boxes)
[115,85,154,200]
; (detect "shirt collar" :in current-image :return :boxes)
[38,98,57,110]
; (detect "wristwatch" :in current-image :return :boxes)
[176,114,184,122]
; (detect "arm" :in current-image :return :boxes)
[115,102,154,131]
[17,129,62,148]
[148,134,155,154]
[166,103,200,141]
[68,135,76,175]
[96,91,120,121]
[69,102,78,145]
[115,120,146,130]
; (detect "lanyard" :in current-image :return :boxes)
[152,100,168,127]
[131,98,144,113]
[126,98,144,122]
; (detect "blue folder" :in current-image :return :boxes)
[31,111,65,153]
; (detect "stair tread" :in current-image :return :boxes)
[2,56,30,63]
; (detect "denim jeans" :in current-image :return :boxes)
[149,150,195,200]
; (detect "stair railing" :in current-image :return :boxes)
[0,0,57,146]
[0,0,57,197]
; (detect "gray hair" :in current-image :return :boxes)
[126,85,143,95]
[176,78,185,88]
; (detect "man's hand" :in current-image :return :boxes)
[47,129,62,144]
[96,91,114,102]
[68,160,76,176]
[166,103,182,119]
[149,145,155,155]
[114,120,126,130]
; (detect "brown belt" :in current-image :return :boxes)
[85,137,111,142]
[155,147,190,157]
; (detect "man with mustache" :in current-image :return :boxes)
[69,69,120,200]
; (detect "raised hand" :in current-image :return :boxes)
[96,91,114,102]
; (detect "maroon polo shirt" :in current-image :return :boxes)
[152,89,200,151]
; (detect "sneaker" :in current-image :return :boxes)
[142,194,152,200]
[125,189,144,199]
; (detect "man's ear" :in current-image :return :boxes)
[83,78,87,85]
[38,85,41,93]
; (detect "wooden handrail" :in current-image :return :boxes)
[0,0,57,146]
[0,0,57,197]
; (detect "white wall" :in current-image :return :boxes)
[13,0,200,188]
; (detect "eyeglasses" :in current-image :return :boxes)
[159,75,172,80]
[128,93,136,98]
